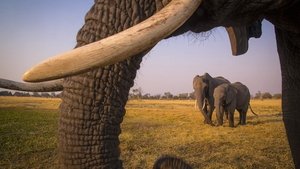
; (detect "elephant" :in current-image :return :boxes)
[193,73,230,124]
[213,82,257,127]
[0,0,299,168]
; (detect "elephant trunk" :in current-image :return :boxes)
[216,104,224,126]
[195,90,211,124]
[57,1,158,168]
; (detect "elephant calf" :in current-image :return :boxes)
[213,82,256,127]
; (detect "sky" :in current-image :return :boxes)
[0,0,281,96]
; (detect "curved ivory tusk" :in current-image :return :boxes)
[202,98,207,110]
[0,78,63,92]
[23,0,202,82]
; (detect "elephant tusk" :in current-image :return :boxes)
[23,0,203,82]
[202,98,207,110]
[0,78,63,92]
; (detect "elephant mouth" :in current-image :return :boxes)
[22,0,203,82]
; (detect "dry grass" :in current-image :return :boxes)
[0,97,293,168]
[121,99,292,169]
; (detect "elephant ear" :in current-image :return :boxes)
[225,85,237,105]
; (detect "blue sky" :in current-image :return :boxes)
[0,0,281,95]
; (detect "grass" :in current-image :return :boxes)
[0,97,293,168]
[0,97,60,168]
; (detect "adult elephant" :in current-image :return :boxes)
[193,73,230,124]
[0,0,299,168]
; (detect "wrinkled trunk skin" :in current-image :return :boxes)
[276,28,300,168]
[58,1,157,168]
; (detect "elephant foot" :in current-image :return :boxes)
[229,124,235,127]
[204,119,214,126]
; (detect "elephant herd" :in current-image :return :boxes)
[193,73,257,127]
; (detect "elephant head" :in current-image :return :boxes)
[0,0,299,168]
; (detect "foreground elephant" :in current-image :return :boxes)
[0,0,299,168]
[193,73,230,124]
[213,82,257,127]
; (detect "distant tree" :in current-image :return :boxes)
[262,92,272,99]
[41,92,51,98]
[173,95,179,100]
[163,92,173,99]
[14,92,29,97]
[32,92,41,97]
[142,93,151,99]
[254,91,262,100]
[131,88,142,99]
[178,93,189,100]
[0,91,12,96]
[189,92,195,99]
[273,93,282,99]
[24,92,30,97]
[152,94,161,100]
[51,92,57,98]
[56,92,62,98]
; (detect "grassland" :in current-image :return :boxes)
[0,97,293,168]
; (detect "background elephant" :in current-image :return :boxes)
[213,82,257,127]
[0,0,299,168]
[193,73,230,124]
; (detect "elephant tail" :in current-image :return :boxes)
[153,155,193,169]
[249,104,258,116]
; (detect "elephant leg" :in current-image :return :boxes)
[225,111,229,120]
[206,104,214,125]
[243,111,247,125]
[216,108,224,126]
[228,111,234,127]
[241,112,246,125]
[237,111,242,125]
[276,28,300,168]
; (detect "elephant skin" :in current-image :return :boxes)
[193,73,230,124]
[213,82,252,127]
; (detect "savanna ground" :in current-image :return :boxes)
[0,96,293,168]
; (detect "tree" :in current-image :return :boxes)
[32,92,41,97]
[131,87,142,99]
[273,93,282,99]
[0,91,12,96]
[41,92,51,98]
[262,92,272,99]
[163,92,173,99]
[178,93,189,100]
[189,92,195,99]
[254,91,262,100]
[142,93,151,99]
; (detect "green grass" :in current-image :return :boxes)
[0,97,293,168]
[0,97,60,168]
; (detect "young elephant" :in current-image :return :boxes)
[213,82,256,127]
